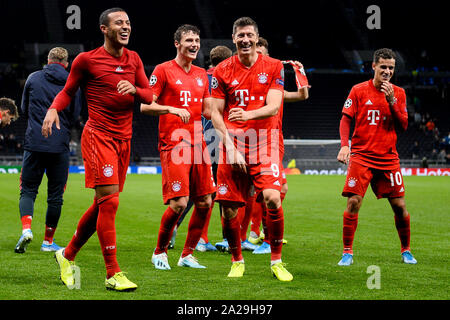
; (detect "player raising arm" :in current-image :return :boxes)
[336,48,415,266]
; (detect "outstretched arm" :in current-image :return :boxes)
[42,53,86,137]
[140,96,191,124]
[282,60,310,103]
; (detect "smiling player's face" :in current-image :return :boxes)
[176,31,200,61]
[233,25,258,56]
[103,11,131,47]
[372,58,395,83]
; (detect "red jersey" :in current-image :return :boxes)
[211,54,284,160]
[342,80,407,169]
[150,60,210,151]
[50,46,153,140]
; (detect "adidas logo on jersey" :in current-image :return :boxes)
[115,66,124,72]
[399,187,404,192]
[231,79,239,86]
[273,180,281,186]
[365,99,373,105]
[176,79,183,85]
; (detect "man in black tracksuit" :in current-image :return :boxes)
[15,47,83,253]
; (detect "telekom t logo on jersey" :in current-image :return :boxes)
[180,90,191,107]
[367,110,380,125]
[235,89,249,107]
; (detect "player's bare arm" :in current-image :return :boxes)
[228,88,282,122]
[282,60,310,102]
[211,97,246,173]
[140,95,191,124]
[202,97,212,120]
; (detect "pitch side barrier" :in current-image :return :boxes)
[294,168,450,176]
[1,166,449,176]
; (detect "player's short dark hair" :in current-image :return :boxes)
[232,17,259,35]
[209,46,232,66]
[174,24,200,43]
[373,48,396,63]
[99,7,126,27]
[0,97,19,120]
[257,37,269,50]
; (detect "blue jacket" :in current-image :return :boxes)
[21,63,83,153]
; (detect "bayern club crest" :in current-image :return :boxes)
[171,181,182,192]
[102,164,114,178]
[258,73,268,84]
[347,177,358,188]
[217,184,228,195]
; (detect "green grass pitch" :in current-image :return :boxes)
[0,174,448,300]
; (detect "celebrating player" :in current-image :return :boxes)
[211,17,293,281]
[141,24,216,270]
[169,45,233,252]
[336,48,417,266]
[42,8,153,291]
[15,47,82,254]
[245,37,310,253]
[0,97,19,128]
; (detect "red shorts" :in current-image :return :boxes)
[215,161,283,207]
[342,160,405,199]
[81,127,130,192]
[161,143,216,205]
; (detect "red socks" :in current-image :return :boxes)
[342,211,358,254]
[223,215,243,262]
[96,193,121,279]
[266,206,284,261]
[64,197,99,261]
[44,226,56,243]
[394,214,411,253]
[250,197,263,237]
[21,215,32,230]
[155,206,180,255]
[182,206,210,257]
[200,203,214,243]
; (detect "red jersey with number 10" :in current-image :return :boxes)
[342,80,407,169]
[150,60,210,152]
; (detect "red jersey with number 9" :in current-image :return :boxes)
[342,80,407,169]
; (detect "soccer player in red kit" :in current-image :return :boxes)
[140,24,216,270]
[42,8,153,291]
[336,48,417,266]
[211,17,293,281]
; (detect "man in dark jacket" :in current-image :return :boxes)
[15,47,83,253]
